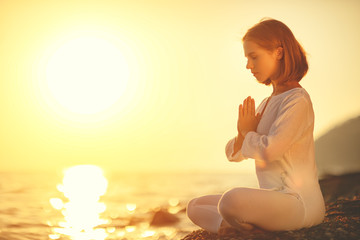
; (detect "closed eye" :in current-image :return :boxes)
[246,55,257,60]
[250,54,257,60]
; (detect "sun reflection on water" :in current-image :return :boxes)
[49,165,108,240]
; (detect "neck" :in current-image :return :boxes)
[271,80,301,96]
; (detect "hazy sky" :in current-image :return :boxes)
[1,0,359,173]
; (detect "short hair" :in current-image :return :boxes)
[242,18,308,85]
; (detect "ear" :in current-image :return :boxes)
[276,47,283,60]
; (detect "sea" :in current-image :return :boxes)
[0,167,258,240]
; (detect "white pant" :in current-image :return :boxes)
[187,187,305,233]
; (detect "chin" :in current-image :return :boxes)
[256,77,265,83]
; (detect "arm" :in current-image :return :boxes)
[232,134,245,157]
[241,95,313,162]
[225,96,260,162]
[225,134,246,162]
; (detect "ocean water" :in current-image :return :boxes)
[0,168,258,240]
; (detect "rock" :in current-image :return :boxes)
[315,116,360,178]
[319,172,360,203]
[150,209,179,226]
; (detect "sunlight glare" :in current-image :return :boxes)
[141,230,156,238]
[49,198,64,210]
[48,234,60,240]
[50,165,109,240]
[168,198,179,207]
[125,226,136,233]
[59,165,108,201]
[125,203,137,213]
[46,36,130,114]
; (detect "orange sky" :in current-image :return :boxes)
[1,0,359,173]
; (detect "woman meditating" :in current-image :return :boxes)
[187,18,325,234]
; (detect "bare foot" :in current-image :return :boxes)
[218,220,266,236]
[218,220,238,236]
[238,223,266,233]
[237,222,255,231]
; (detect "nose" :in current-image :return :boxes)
[246,59,253,70]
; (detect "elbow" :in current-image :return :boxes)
[255,135,279,162]
[229,157,244,163]
[225,137,245,162]
[261,148,281,162]
[228,150,246,162]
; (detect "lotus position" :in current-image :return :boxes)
[187,18,325,234]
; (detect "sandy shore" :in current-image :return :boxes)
[181,172,360,240]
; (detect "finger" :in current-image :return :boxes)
[246,96,251,115]
[243,99,248,115]
[251,98,255,116]
[256,112,261,121]
[239,104,243,117]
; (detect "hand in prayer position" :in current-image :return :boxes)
[237,96,261,137]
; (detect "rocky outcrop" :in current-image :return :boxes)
[315,116,360,178]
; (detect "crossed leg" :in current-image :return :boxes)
[186,194,223,233]
[218,187,305,231]
[187,187,305,233]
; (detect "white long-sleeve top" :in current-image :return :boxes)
[225,87,325,227]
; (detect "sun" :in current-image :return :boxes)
[45,36,130,115]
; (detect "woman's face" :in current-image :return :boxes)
[243,40,281,84]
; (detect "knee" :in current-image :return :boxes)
[186,198,198,221]
[218,190,233,218]
[218,188,247,219]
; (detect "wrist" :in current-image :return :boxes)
[240,130,249,137]
[236,133,244,142]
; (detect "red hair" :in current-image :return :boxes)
[242,18,308,85]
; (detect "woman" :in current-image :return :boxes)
[186,18,325,234]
